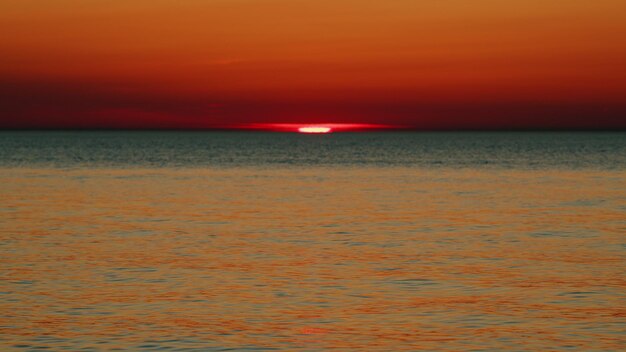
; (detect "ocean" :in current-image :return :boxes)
[1,131,625,351]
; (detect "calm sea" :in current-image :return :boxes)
[1,132,625,351]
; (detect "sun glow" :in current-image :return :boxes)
[233,123,399,132]
[298,126,332,133]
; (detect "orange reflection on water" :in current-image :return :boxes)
[1,167,624,350]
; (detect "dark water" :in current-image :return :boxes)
[1,131,624,169]
[1,132,625,351]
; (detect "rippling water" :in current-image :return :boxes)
[1,132,625,351]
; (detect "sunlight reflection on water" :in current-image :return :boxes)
[1,132,625,351]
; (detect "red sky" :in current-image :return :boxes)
[1,0,625,130]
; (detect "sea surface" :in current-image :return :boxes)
[1,132,625,351]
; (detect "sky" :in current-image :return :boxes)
[1,0,625,130]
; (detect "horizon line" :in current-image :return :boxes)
[1,128,625,132]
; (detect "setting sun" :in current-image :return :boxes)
[298,126,332,134]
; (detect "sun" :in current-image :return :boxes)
[298,126,332,134]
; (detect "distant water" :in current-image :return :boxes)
[1,132,625,351]
[0,131,625,169]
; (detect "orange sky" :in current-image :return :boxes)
[1,0,625,129]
